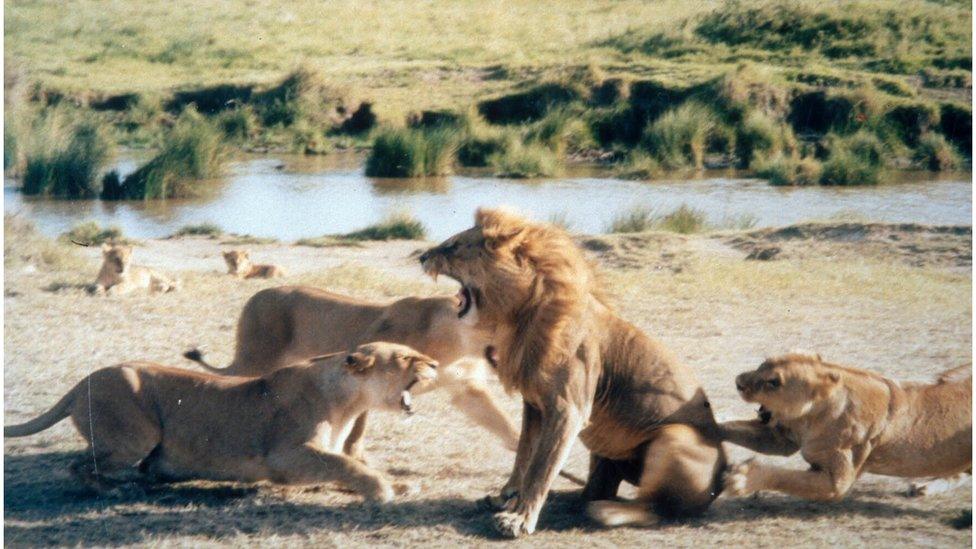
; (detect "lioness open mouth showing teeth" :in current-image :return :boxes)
[400,380,418,414]
[456,286,473,318]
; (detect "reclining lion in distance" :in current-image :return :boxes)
[5,342,437,502]
[93,243,178,295]
[223,250,286,279]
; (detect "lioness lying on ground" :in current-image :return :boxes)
[183,285,520,461]
[5,342,437,502]
[419,208,726,537]
[93,243,178,295]
[721,352,972,502]
[223,250,286,279]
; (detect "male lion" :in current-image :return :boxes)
[94,243,177,295]
[5,342,437,502]
[721,352,972,501]
[223,250,286,279]
[419,208,726,537]
[183,285,521,462]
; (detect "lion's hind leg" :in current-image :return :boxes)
[587,424,724,528]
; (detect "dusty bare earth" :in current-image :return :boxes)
[4,220,972,547]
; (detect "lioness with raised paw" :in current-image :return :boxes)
[721,352,972,502]
[419,208,726,537]
[5,342,437,502]
[94,243,178,295]
[223,250,286,279]
[183,285,522,464]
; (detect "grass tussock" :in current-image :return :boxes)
[608,204,709,234]
[736,110,797,167]
[108,108,224,199]
[365,127,457,177]
[755,155,823,186]
[172,223,223,238]
[616,152,662,180]
[60,221,126,246]
[20,111,113,198]
[641,101,720,170]
[913,133,962,171]
[4,214,88,272]
[343,212,427,241]
[490,141,560,178]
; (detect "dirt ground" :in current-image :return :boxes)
[4,220,972,547]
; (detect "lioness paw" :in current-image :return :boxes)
[480,489,518,512]
[493,511,532,538]
[724,459,758,497]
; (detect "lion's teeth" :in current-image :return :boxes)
[400,390,413,413]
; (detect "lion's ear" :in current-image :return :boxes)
[344,352,375,374]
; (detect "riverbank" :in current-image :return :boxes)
[4,217,971,546]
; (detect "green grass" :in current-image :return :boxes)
[607,205,656,233]
[297,213,426,245]
[616,152,662,180]
[490,141,560,178]
[365,127,457,177]
[19,111,114,198]
[60,221,125,246]
[913,133,962,171]
[608,204,709,233]
[641,101,720,169]
[655,204,708,234]
[736,110,797,167]
[172,223,223,238]
[109,108,224,199]
[755,155,823,186]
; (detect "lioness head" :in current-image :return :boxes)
[343,342,438,414]
[101,243,132,274]
[735,352,840,420]
[419,208,593,324]
[223,250,251,275]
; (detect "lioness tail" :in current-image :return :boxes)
[183,348,226,373]
[5,390,74,437]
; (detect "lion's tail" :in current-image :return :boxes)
[5,389,75,437]
[183,348,228,374]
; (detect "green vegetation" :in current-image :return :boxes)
[490,141,560,178]
[297,212,427,245]
[641,101,720,170]
[172,223,223,238]
[19,111,113,198]
[365,127,457,177]
[913,133,962,171]
[608,205,656,233]
[60,220,125,245]
[755,155,823,186]
[608,204,718,233]
[616,152,662,180]
[221,234,279,246]
[105,108,224,199]
[656,204,708,234]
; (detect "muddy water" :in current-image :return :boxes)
[4,153,972,241]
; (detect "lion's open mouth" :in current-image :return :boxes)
[400,380,419,414]
[456,286,473,318]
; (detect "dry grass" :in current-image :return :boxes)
[4,224,971,547]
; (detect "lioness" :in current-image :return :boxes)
[419,208,726,537]
[183,285,520,461]
[5,342,437,502]
[223,250,286,279]
[721,353,972,502]
[94,243,177,295]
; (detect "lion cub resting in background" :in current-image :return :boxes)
[721,352,971,501]
[223,250,285,279]
[4,342,438,502]
[94,243,178,295]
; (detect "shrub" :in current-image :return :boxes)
[608,205,655,233]
[755,155,822,186]
[61,220,124,245]
[21,113,113,198]
[818,130,885,185]
[616,152,662,180]
[365,127,458,177]
[342,212,427,241]
[641,101,718,169]
[113,107,224,199]
[913,133,961,171]
[172,223,223,238]
[490,141,559,178]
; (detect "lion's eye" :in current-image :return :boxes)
[765,378,781,389]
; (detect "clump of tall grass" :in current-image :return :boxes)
[755,155,823,186]
[913,133,961,171]
[365,127,457,177]
[20,111,113,198]
[343,212,427,241]
[216,106,258,142]
[490,141,559,178]
[61,220,125,245]
[819,132,886,185]
[172,223,223,238]
[641,101,719,169]
[736,110,797,167]
[255,66,351,129]
[608,205,655,233]
[108,107,224,199]
[608,204,709,234]
[616,152,662,180]
[455,109,517,167]
[525,107,596,155]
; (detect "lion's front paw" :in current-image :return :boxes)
[724,459,759,497]
[480,489,518,512]
[493,510,533,538]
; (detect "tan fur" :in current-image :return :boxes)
[223,250,285,279]
[94,243,177,295]
[721,353,972,501]
[419,208,726,537]
[5,342,437,502]
[183,286,521,460]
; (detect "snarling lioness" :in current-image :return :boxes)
[419,208,726,537]
[721,353,972,501]
[223,250,286,279]
[184,285,521,462]
[5,342,437,502]
[94,243,178,295]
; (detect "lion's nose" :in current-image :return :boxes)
[735,375,747,392]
